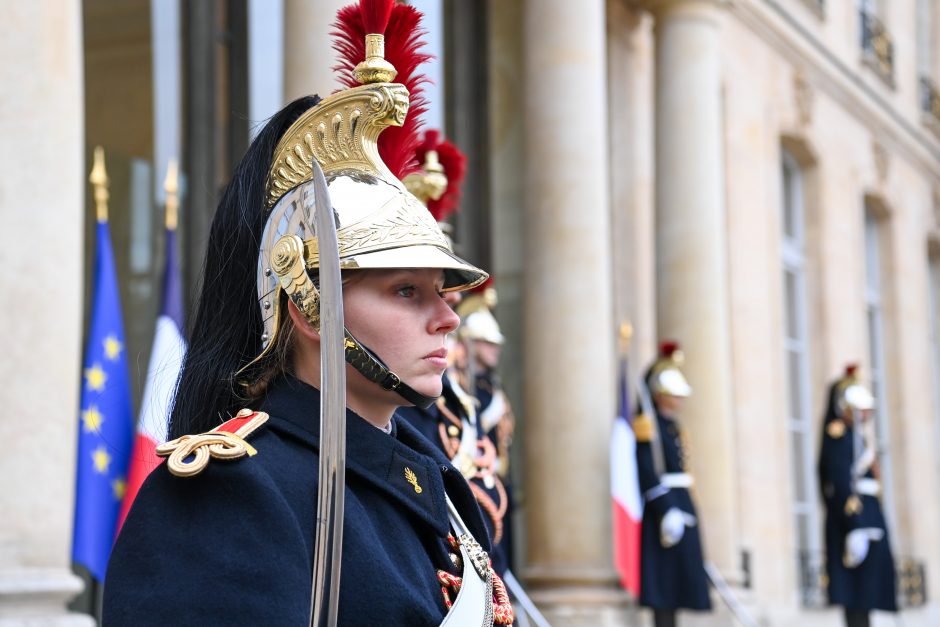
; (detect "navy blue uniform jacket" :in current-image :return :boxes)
[818,414,897,612]
[103,376,491,626]
[397,377,509,577]
[635,412,711,611]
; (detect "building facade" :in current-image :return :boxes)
[3,0,940,625]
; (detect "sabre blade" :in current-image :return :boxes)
[308,160,347,627]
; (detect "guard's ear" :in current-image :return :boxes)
[286,299,321,342]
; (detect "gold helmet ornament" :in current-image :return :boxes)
[836,364,875,413]
[253,0,487,408]
[648,340,692,398]
[403,129,467,245]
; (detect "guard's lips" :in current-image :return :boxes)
[423,348,448,360]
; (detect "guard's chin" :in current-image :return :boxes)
[408,374,444,400]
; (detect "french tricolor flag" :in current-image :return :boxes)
[611,356,642,597]
[116,195,185,530]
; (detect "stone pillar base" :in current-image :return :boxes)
[528,585,634,627]
[521,567,634,627]
[0,569,93,627]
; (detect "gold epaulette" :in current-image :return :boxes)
[156,409,269,477]
[826,419,846,439]
[633,414,654,443]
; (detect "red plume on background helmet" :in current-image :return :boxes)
[844,363,859,378]
[332,0,431,179]
[466,276,494,296]
[415,129,467,222]
[659,340,680,358]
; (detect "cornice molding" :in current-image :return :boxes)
[729,0,940,182]
[634,0,728,13]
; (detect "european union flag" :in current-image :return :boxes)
[72,219,133,581]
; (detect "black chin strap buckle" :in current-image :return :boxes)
[380,372,401,391]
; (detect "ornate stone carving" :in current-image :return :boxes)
[794,72,814,127]
[872,140,890,184]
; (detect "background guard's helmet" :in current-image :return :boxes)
[835,363,876,413]
[456,278,504,346]
[404,129,467,246]
[254,0,487,363]
[648,340,692,398]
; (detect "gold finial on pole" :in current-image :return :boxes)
[619,320,634,356]
[164,158,179,231]
[90,146,110,223]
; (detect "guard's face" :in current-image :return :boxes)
[343,268,460,403]
[655,393,684,417]
[474,340,501,369]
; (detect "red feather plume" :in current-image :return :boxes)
[331,1,432,179]
[659,340,680,358]
[360,0,393,34]
[415,129,467,222]
[467,276,494,296]
[845,363,859,377]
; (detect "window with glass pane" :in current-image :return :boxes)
[780,150,820,604]
[930,257,940,463]
[864,207,896,531]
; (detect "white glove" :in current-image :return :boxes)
[660,508,686,548]
[843,529,870,568]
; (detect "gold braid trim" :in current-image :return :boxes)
[437,535,514,625]
[469,477,508,544]
[156,411,269,477]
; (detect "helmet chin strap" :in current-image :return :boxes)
[268,252,437,410]
[342,328,437,409]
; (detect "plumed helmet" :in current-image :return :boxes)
[456,277,504,344]
[254,0,487,361]
[403,129,467,245]
[648,340,692,398]
[461,310,505,345]
[836,364,875,413]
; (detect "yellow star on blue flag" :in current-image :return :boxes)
[81,405,104,433]
[103,334,124,361]
[84,364,107,392]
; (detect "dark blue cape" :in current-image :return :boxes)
[104,376,490,626]
[635,411,711,611]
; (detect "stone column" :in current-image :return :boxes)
[521,1,623,624]
[649,0,738,573]
[284,0,349,101]
[0,2,92,625]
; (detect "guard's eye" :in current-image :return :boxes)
[397,285,416,298]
